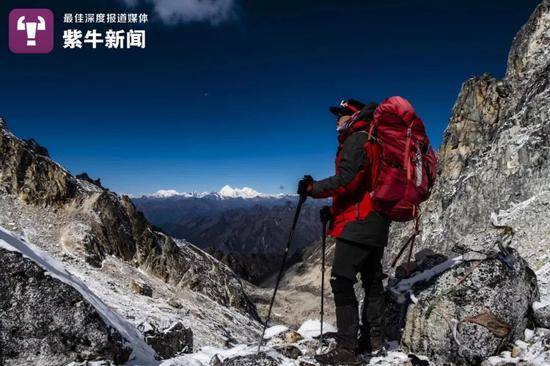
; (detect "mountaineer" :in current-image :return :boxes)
[298,97,438,364]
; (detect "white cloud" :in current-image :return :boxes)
[122,0,238,25]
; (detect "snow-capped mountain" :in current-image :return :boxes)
[146,185,286,200]
[217,185,265,199]
[151,189,206,198]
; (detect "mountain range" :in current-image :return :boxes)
[132,187,326,283]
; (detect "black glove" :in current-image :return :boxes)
[320,205,332,223]
[358,102,378,121]
[297,175,314,200]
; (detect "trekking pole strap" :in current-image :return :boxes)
[406,211,421,264]
[391,211,421,268]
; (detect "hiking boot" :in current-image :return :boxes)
[314,346,361,365]
[369,335,385,354]
[358,346,387,364]
[357,330,385,354]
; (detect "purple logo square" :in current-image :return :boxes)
[9,9,54,54]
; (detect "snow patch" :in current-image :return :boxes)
[389,256,464,303]
[263,325,289,339]
[297,319,337,339]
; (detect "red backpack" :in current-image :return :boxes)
[366,96,438,222]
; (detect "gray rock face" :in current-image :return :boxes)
[264,4,550,341]
[0,248,131,365]
[385,0,550,302]
[0,120,77,206]
[0,121,258,320]
[386,1,550,270]
[386,5,550,362]
[401,249,538,365]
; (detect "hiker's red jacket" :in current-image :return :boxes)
[311,120,389,245]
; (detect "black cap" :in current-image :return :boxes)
[329,99,366,117]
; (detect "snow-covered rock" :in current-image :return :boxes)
[481,327,550,365]
[0,228,155,365]
[297,319,337,339]
[158,319,433,366]
[263,325,289,339]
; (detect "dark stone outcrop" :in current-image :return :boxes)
[143,321,193,359]
[76,172,104,189]
[23,138,49,157]
[0,248,131,365]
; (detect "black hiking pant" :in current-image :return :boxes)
[330,238,385,349]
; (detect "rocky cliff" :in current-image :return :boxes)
[386,0,550,290]
[0,118,265,361]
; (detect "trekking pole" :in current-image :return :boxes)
[319,213,328,349]
[256,194,306,354]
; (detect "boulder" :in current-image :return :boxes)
[401,249,538,365]
[0,249,131,365]
[143,321,193,359]
[131,279,153,297]
[209,354,223,366]
[534,303,550,328]
[273,345,302,359]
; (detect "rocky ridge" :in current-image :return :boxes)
[0,118,264,362]
[385,0,550,294]
[0,118,256,317]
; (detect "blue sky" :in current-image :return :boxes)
[0,0,541,195]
